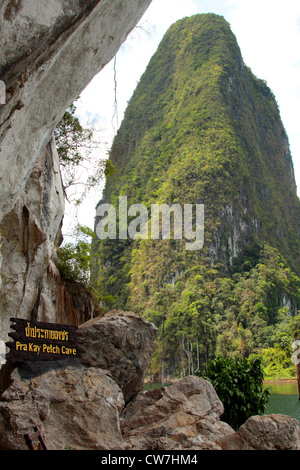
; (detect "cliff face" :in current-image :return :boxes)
[94,14,300,374]
[0,1,152,353]
[96,13,300,293]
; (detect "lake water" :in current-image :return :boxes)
[264,381,300,421]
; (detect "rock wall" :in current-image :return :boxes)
[79,310,159,403]
[0,0,152,352]
[0,138,64,342]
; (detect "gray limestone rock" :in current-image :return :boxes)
[0,359,125,450]
[78,310,158,403]
[120,375,235,450]
[220,413,300,450]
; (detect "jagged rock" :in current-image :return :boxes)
[0,359,125,450]
[0,138,99,364]
[220,414,300,450]
[78,310,158,402]
[1,349,300,451]
[0,139,64,338]
[0,0,152,221]
[120,375,235,450]
[0,310,157,450]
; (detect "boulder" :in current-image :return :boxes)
[221,414,300,450]
[78,310,158,402]
[1,350,300,451]
[120,375,235,450]
[0,359,125,450]
[1,308,299,451]
[0,310,157,450]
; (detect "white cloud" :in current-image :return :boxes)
[143,0,199,27]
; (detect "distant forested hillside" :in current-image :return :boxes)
[93,14,300,379]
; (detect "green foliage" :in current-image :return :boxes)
[54,103,118,305]
[124,242,299,379]
[54,103,93,194]
[259,346,296,380]
[95,13,300,310]
[55,102,114,204]
[54,103,92,167]
[204,356,270,429]
[104,159,119,180]
[257,312,300,379]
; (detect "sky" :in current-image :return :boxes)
[64,0,300,237]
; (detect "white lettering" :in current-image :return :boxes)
[151,203,182,240]
[0,80,5,105]
[184,203,204,251]
[96,203,116,240]
[128,203,149,240]
[292,340,300,365]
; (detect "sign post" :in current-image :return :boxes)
[5,318,87,450]
[6,318,86,363]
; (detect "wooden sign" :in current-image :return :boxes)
[6,318,85,363]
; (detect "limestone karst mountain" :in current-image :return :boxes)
[0,0,152,347]
[93,14,300,375]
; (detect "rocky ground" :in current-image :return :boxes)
[0,310,300,450]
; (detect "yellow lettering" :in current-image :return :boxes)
[61,345,76,355]
[16,341,27,351]
[25,323,31,337]
[42,344,60,354]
